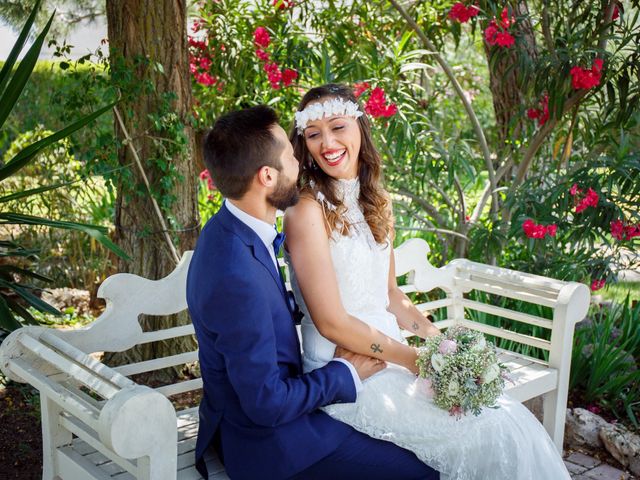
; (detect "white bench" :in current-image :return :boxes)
[0,238,589,480]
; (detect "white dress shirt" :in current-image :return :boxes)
[224,200,362,394]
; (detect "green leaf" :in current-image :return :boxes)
[0,0,43,98]
[0,212,130,260]
[0,11,55,130]
[0,296,22,332]
[0,181,75,204]
[5,296,39,326]
[0,264,52,283]
[0,101,116,182]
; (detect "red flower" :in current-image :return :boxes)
[591,279,606,291]
[199,169,216,191]
[570,59,604,90]
[575,188,599,213]
[255,48,270,61]
[494,31,515,47]
[272,0,294,9]
[353,81,370,98]
[188,37,207,50]
[191,19,202,33]
[612,5,620,20]
[448,3,480,23]
[528,94,549,126]
[253,27,271,48]
[625,225,640,239]
[485,7,516,48]
[611,219,625,240]
[282,68,298,87]
[199,56,212,70]
[569,183,581,196]
[364,87,398,118]
[195,72,217,86]
[523,219,556,239]
[264,62,283,89]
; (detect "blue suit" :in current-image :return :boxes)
[187,203,356,479]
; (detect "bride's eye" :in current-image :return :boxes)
[333,125,344,131]
[306,132,319,139]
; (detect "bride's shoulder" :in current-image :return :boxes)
[284,194,322,224]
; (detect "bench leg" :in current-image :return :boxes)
[542,389,566,453]
[41,395,72,480]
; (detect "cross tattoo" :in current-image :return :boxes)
[370,343,383,354]
[412,321,420,331]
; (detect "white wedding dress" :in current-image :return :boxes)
[286,178,570,480]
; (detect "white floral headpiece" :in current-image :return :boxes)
[294,97,363,135]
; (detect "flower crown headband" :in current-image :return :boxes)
[294,97,363,135]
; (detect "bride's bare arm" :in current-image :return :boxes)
[284,197,418,373]
[387,244,441,339]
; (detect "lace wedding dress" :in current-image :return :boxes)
[286,178,570,480]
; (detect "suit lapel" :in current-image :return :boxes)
[217,203,285,296]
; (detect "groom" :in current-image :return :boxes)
[187,105,438,480]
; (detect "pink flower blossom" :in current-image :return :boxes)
[494,31,515,47]
[575,188,599,213]
[253,27,271,48]
[612,5,620,20]
[264,62,283,89]
[523,219,556,239]
[570,59,604,90]
[591,279,606,291]
[195,72,217,86]
[611,219,625,240]
[199,56,212,70]
[282,68,298,87]
[255,48,270,61]
[188,37,207,50]
[448,3,480,23]
[364,87,398,118]
[353,81,370,98]
[438,339,458,355]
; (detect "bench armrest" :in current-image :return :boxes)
[0,327,178,480]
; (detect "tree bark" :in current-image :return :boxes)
[104,0,199,381]
[483,1,538,150]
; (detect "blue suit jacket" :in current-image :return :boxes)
[186,203,356,479]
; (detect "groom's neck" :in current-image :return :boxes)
[227,195,277,225]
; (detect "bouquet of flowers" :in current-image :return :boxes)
[416,326,509,418]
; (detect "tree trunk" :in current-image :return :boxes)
[104,0,199,382]
[483,1,538,151]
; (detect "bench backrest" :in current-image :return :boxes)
[35,238,589,408]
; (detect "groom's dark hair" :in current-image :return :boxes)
[203,105,283,199]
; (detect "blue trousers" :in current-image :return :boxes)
[287,427,439,480]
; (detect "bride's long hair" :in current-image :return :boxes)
[289,83,393,244]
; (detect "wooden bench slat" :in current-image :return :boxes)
[155,378,203,398]
[57,446,118,480]
[114,351,199,376]
[456,279,558,308]
[457,319,552,351]
[138,325,195,345]
[460,298,553,329]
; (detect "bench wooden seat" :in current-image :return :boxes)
[0,238,589,480]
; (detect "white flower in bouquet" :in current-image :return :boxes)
[431,353,445,372]
[416,326,509,418]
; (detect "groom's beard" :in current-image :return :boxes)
[267,174,300,211]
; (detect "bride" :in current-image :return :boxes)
[283,83,570,480]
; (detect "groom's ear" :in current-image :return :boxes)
[255,165,277,188]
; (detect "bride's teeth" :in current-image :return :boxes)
[324,150,345,161]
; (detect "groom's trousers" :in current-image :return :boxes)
[286,427,439,480]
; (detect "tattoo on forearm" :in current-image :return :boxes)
[412,321,419,331]
[370,343,383,353]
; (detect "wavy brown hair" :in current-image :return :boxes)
[289,83,393,243]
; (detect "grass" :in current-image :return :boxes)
[597,281,640,304]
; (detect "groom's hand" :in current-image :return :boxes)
[334,347,386,380]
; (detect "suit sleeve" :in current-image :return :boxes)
[195,273,357,428]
